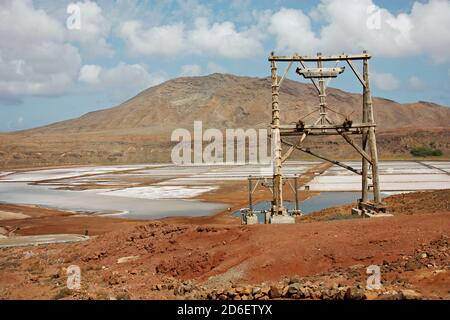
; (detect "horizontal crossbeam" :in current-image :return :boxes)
[280,130,363,136]
[269,53,371,62]
[278,123,376,130]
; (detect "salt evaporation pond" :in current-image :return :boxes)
[0,182,227,220]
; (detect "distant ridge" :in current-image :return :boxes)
[0,73,449,167]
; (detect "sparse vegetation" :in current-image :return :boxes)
[26,261,44,275]
[410,147,443,157]
[52,288,72,300]
[116,293,131,300]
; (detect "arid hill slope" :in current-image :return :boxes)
[0,74,449,167]
[27,73,450,133]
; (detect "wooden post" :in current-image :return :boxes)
[363,55,381,204]
[294,176,299,212]
[362,56,369,203]
[271,57,285,216]
[248,176,253,212]
[317,53,327,127]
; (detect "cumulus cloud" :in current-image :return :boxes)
[268,0,450,63]
[180,64,202,77]
[78,63,166,91]
[66,0,113,57]
[78,64,102,85]
[269,8,320,55]
[118,20,187,56]
[372,72,400,91]
[408,76,426,91]
[118,17,263,59]
[189,17,263,58]
[207,62,226,74]
[0,0,81,100]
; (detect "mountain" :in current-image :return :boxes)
[1,73,449,168]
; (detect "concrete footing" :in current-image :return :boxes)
[352,208,393,218]
[245,215,258,225]
[269,215,296,224]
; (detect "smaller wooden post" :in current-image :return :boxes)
[363,55,381,204]
[362,55,369,203]
[317,53,327,126]
[294,176,299,212]
[248,176,253,212]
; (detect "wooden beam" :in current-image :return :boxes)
[269,53,371,62]
[277,61,293,87]
[280,130,362,136]
[337,130,373,164]
[296,67,345,79]
[281,132,307,163]
[279,123,376,130]
[281,139,371,178]
[346,59,366,88]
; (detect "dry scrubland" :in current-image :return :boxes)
[0,190,448,300]
[0,74,449,300]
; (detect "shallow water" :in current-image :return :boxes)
[234,191,390,223]
[0,182,227,220]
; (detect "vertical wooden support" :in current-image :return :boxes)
[248,176,253,212]
[271,57,285,216]
[363,55,381,204]
[361,58,369,203]
[317,53,327,126]
[294,176,299,212]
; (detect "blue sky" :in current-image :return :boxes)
[1,0,449,131]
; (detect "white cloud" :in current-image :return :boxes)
[269,8,319,55]
[408,76,426,91]
[207,62,226,74]
[118,20,186,56]
[118,17,263,59]
[66,0,113,57]
[78,62,166,91]
[189,17,262,59]
[268,0,450,63]
[180,64,202,77]
[410,0,450,64]
[78,64,102,85]
[0,0,81,100]
[372,72,399,91]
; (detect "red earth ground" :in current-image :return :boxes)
[0,189,448,300]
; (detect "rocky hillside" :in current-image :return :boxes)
[0,74,449,168]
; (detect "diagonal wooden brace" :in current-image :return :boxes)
[281,139,371,178]
[337,130,373,165]
[281,132,307,163]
